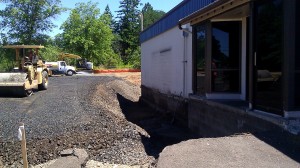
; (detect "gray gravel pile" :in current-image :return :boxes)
[0,75,155,167]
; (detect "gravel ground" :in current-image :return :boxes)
[0,74,160,167]
[2,73,299,168]
[157,134,300,168]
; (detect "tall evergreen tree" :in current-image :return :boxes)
[116,0,141,64]
[0,0,65,44]
[142,3,165,29]
[103,5,114,29]
[104,5,113,18]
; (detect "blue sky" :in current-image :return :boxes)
[52,0,183,37]
[0,0,183,37]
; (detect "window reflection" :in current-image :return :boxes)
[255,0,283,114]
[211,21,241,92]
[195,25,206,95]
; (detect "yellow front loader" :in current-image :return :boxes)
[0,45,49,97]
[58,53,93,70]
[58,53,82,61]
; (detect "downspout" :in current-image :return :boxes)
[181,24,192,97]
[183,31,187,97]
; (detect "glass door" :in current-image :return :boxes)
[254,0,283,115]
[195,24,206,95]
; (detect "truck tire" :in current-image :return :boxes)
[66,70,74,76]
[38,71,48,90]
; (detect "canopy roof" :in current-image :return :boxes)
[2,45,44,49]
[178,0,250,28]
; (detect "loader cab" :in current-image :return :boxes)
[76,58,87,68]
[76,58,93,70]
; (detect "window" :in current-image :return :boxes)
[211,21,241,93]
[254,0,283,114]
[195,25,206,95]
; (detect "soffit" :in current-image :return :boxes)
[179,0,251,26]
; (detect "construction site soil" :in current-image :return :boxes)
[0,73,192,167]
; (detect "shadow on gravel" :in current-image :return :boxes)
[201,102,300,164]
[251,130,300,163]
[117,93,300,164]
[117,93,197,158]
[0,89,39,98]
[0,92,26,98]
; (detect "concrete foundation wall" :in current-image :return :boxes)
[141,86,295,137]
[141,25,193,98]
[188,98,282,137]
[141,86,188,126]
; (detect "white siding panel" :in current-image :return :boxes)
[141,26,193,97]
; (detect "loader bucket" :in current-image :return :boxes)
[0,73,29,97]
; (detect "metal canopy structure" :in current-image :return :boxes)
[2,45,44,49]
[2,45,45,63]
[178,0,250,27]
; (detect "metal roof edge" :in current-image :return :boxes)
[140,0,190,34]
[140,26,176,44]
[178,0,228,26]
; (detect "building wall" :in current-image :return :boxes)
[141,85,300,136]
[141,25,193,98]
[141,85,188,126]
[140,0,300,136]
[141,84,300,135]
[188,98,283,137]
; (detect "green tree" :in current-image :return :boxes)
[39,45,62,62]
[103,5,122,63]
[53,33,65,48]
[0,33,15,71]
[0,46,15,71]
[103,5,114,29]
[142,3,165,29]
[116,0,141,64]
[61,2,120,67]
[0,0,65,44]
[126,46,141,69]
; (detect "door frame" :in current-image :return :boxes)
[206,18,247,100]
[251,0,284,115]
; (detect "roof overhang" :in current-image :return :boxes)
[179,0,251,29]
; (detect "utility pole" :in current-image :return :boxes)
[139,13,143,31]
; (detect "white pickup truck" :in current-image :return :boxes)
[45,61,76,76]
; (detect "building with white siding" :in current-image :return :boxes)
[140,0,300,136]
